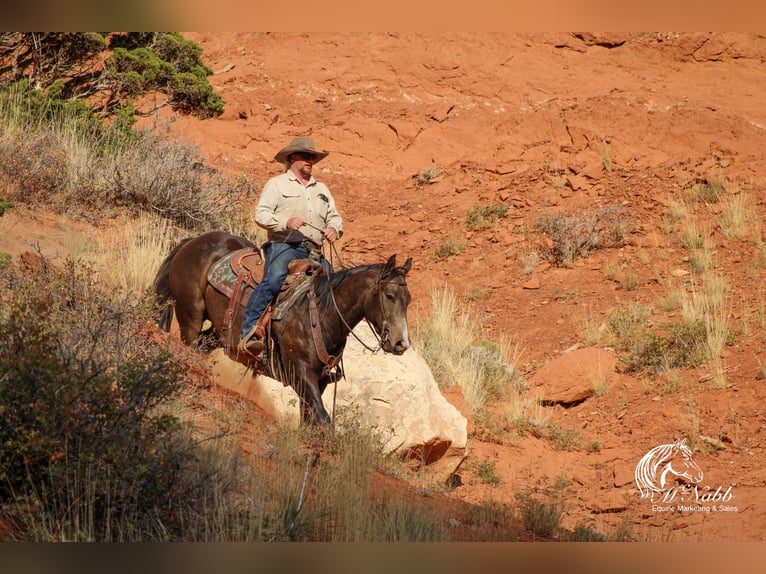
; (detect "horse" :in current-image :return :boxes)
[152,231,413,426]
[634,438,703,501]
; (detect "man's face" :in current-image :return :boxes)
[290,152,318,179]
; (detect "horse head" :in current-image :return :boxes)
[636,438,704,500]
[663,438,704,486]
[367,254,412,355]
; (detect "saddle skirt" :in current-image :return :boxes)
[207,247,264,299]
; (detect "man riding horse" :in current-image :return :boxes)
[239,137,344,358]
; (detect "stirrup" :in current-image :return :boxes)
[238,335,263,355]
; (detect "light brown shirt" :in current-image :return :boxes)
[255,170,343,246]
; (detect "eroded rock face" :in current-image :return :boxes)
[210,325,467,484]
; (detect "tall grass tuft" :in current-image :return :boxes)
[415,286,523,414]
[718,187,749,240]
[92,213,182,294]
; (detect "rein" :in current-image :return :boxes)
[302,221,385,354]
[327,265,390,354]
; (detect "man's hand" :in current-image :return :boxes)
[323,227,338,243]
[286,216,304,230]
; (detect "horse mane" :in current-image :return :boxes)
[312,263,385,309]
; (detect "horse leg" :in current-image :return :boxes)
[174,298,206,346]
[295,375,332,427]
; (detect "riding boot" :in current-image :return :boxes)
[238,322,265,357]
[239,308,270,357]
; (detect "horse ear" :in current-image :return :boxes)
[383,254,397,276]
[401,257,412,275]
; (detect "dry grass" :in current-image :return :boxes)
[90,213,182,294]
[0,95,254,230]
[661,198,685,234]
[578,304,604,347]
[415,285,524,416]
[717,186,750,240]
[597,139,612,173]
[535,206,631,268]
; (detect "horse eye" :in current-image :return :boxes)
[385,292,395,302]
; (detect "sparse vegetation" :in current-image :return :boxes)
[415,166,442,188]
[432,235,467,262]
[661,198,685,234]
[0,78,251,229]
[597,139,613,173]
[718,190,749,239]
[569,523,608,541]
[578,304,603,346]
[607,302,708,376]
[685,176,727,205]
[465,203,510,230]
[474,458,502,485]
[415,286,524,419]
[514,478,567,539]
[535,206,632,267]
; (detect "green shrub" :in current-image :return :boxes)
[106,33,223,119]
[607,304,708,375]
[569,523,607,541]
[1,33,222,121]
[475,458,502,485]
[0,259,234,540]
[461,501,517,541]
[514,490,564,539]
[0,197,13,215]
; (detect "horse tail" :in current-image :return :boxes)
[153,237,193,332]
[158,304,174,333]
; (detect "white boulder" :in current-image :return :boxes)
[209,325,467,483]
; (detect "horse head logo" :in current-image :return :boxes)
[634,438,704,502]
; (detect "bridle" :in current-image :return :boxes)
[303,222,398,354]
[327,264,397,354]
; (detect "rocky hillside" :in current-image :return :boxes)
[6,32,766,541]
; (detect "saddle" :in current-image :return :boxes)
[207,247,264,299]
[207,248,325,358]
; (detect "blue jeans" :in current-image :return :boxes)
[240,242,331,339]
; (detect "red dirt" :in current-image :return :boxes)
[4,32,766,541]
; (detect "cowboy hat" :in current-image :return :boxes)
[274,137,329,164]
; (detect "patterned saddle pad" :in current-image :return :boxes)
[207,247,264,300]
